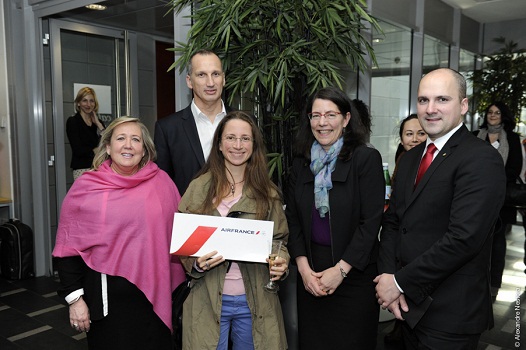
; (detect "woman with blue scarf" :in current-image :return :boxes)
[286,87,384,349]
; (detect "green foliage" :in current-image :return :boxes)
[470,37,526,120]
[168,0,379,186]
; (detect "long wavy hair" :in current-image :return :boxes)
[92,117,156,170]
[294,86,366,160]
[195,111,280,220]
[480,101,515,132]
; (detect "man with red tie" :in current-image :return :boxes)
[375,68,506,349]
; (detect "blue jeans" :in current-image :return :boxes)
[217,294,254,350]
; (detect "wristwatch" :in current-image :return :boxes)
[339,263,347,278]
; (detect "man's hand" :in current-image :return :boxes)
[374,273,402,308]
[386,294,409,320]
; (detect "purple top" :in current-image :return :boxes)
[311,204,331,246]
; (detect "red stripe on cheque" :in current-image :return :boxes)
[172,226,217,256]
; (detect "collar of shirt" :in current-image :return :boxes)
[190,99,227,161]
[424,122,463,159]
[190,99,226,123]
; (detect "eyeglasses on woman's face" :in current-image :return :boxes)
[308,112,342,121]
[223,135,253,144]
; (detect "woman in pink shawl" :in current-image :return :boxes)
[53,117,185,349]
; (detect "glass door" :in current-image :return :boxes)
[47,19,132,251]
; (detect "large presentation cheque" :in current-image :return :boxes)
[170,213,274,263]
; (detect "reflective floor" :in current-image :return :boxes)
[1,224,525,350]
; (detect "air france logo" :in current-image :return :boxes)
[172,226,217,256]
[221,227,260,235]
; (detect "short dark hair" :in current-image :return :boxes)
[423,68,466,101]
[294,86,366,160]
[186,49,221,75]
[398,114,419,139]
[396,114,419,161]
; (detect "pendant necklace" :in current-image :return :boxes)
[229,179,245,196]
[225,167,244,196]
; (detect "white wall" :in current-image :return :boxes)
[370,75,410,172]
[483,19,526,54]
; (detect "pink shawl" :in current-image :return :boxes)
[52,160,185,331]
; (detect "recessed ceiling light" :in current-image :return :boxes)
[85,4,107,10]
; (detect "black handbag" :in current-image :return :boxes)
[172,276,192,350]
[504,177,526,209]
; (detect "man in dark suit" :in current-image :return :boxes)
[154,49,230,194]
[375,68,506,349]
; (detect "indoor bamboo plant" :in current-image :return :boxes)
[470,37,526,122]
[168,0,380,185]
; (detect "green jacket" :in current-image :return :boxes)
[179,172,289,350]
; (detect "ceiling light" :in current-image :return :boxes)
[85,4,107,10]
[372,38,384,43]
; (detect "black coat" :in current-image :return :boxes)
[473,129,522,223]
[154,105,234,194]
[286,145,384,271]
[66,113,103,169]
[379,125,506,334]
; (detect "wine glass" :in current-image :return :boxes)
[263,240,282,293]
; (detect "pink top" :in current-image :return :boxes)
[52,160,185,331]
[217,194,245,295]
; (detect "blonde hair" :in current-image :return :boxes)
[74,87,99,114]
[92,117,156,170]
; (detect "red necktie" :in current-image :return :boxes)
[415,143,437,187]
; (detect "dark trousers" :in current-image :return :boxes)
[402,322,481,350]
[522,212,526,268]
[490,220,507,288]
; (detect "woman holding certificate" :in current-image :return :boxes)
[178,111,289,350]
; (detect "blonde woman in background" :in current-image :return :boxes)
[66,87,106,179]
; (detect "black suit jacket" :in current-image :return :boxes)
[472,129,522,224]
[286,145,384,271]
[379,125,506,334]
[154,105,232,194]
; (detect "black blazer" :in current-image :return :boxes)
[66,113,103,170]
[379,125,506,334]
[55,256,105,321]
[472,129,522,224]
[154,105,233,194]
[286,145,384,271]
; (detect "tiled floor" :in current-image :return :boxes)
[0,275,87,349]
[0,225,524,349]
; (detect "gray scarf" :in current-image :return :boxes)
[477,126,509,165]
[310,138,343,218]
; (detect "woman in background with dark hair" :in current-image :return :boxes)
[473,101,522,300]
[286,87,384,349]
[391,114,427,183]
[352,99,372,140]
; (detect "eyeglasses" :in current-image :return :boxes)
[308,112,342,121]
[223,135,253,144]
